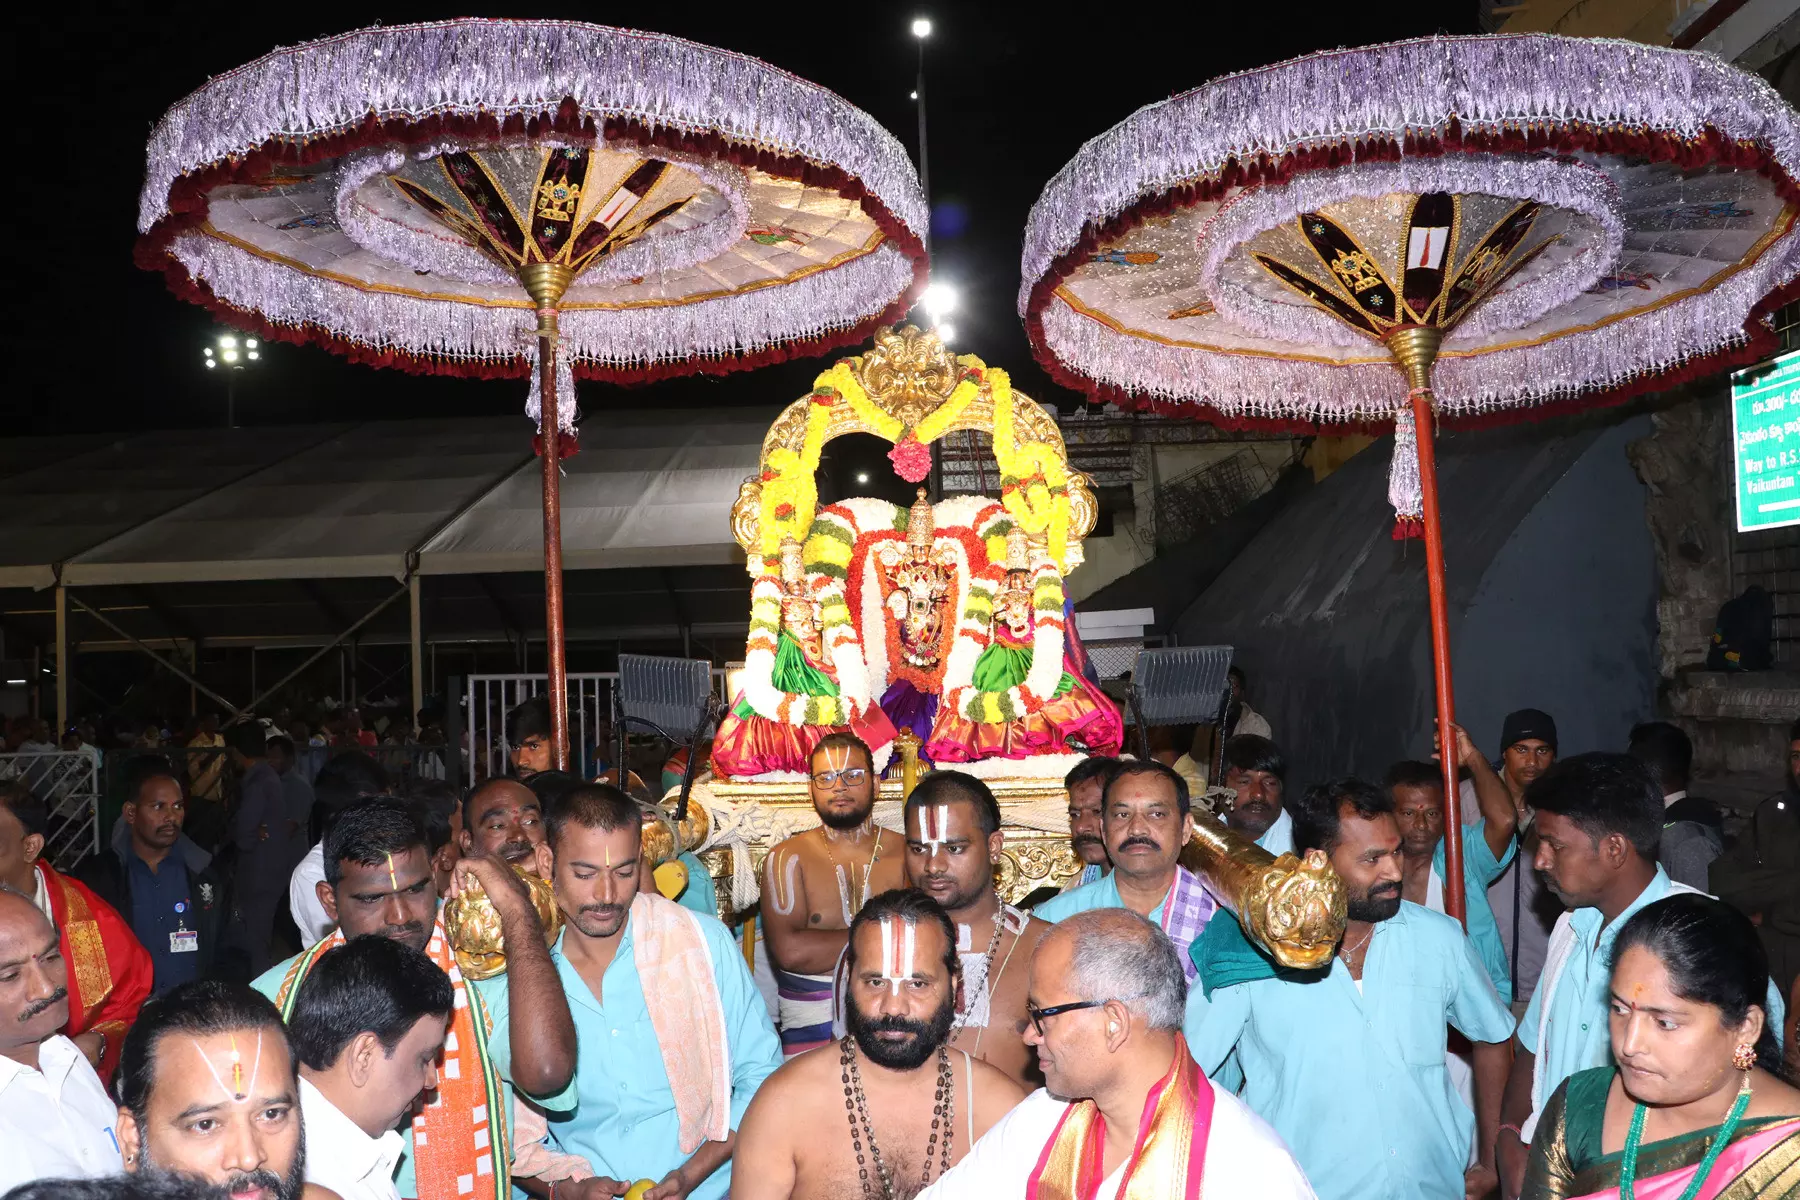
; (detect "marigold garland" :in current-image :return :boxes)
[988,368,1074,568]
[938,502,1069,724]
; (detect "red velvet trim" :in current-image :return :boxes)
[1025,123,1800,432]
[136,105,929,384]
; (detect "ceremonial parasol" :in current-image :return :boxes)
[137,19,929,767]
[1021,34,1800,920]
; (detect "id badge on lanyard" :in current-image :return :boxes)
[171,900,198,954]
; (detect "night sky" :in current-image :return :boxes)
[13,1,1477,436]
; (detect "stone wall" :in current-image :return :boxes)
[1626,388,1734,679]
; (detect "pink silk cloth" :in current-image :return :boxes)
[1572,1119,1800,1200]
[631,891,732,1153]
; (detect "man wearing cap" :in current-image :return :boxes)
[1480,708,1563,1013]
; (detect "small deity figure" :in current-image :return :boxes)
[713,536,896,778]
[927,525,1123,762]
[877,489,958,670]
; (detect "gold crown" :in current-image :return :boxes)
[907,488,935,547]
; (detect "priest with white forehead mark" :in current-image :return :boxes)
[760,734,907,1057]
[834,771,1055,1090]
[735,888,1027,1200]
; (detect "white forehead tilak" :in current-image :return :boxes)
[878,915,917,996]
[920,804,950,857]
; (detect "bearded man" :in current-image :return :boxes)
[857,771,1052,1088]
[736,888,1026,1200]
[1187,779,1515,1200]
[916,908,1312,1200]
[761,733,905,1055]
[115,979,335,1200]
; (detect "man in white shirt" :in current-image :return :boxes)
[288,934,454,1200]
[918,908,1315,1200]
[0,883,123,1193]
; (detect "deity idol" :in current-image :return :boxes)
[927,525,1123,762]
[714,537,896,778]
[873,489,959,749]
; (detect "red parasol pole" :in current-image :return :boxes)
[1388,326,1466,926]
[523,264,574,772]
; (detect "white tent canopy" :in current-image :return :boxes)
[1,413,768,589]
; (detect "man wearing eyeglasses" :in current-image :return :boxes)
[914,907,1314,1199]
[761,733,906,1056]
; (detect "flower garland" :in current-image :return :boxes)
[989,369,1075,569]
[813,359,988,482]
[757,384,837,561]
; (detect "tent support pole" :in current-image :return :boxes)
[410,572,424,733]
[1389,325,1466,926]
[65,591,238,715]
[54,585,67,736]
[523,263,574,773]
[228,583,410,723]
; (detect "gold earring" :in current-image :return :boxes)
[1733,1042,1757,1072]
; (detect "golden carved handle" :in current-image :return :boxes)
[442,865,564,981]
[1182,813,1346,969]
[895,730,923,796]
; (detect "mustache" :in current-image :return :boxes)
[20,987,67,1022]
[858,1014,933,1038]
[223,1171,286,1196]
[382,922,427,941]
[579,904,626,920]
[1118,836,1161,852]
[1366,882,1402,900]
[1070,834,1104,848]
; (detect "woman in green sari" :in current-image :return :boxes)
[1524,894,1800,1199]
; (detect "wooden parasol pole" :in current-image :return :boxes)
[522,263,574,772]
[1385,325,1466,926]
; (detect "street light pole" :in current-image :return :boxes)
[912,17,932,253]
[203,331,259,428]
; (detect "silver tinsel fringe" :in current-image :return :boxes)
[1022,34,1800,303]
[140,19,925,243]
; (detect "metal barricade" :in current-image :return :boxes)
[461,669,728,786]
[0,751,101,870]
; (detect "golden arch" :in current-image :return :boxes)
[730,325,1098,569]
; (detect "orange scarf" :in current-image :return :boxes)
[1026,1036,1213,1200]
[275,919,509,1200]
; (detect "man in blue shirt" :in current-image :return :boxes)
[1496,752,1787,1197]
[1386,754,1517,1002]
[78,765,225,996]
[1186,777,1515,1200]
[1059,757,1117,891]
[1220,734,1293,856]
[517,783,782,1200]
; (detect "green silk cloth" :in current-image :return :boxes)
[733,632,838,718]
[970,641,1075,698]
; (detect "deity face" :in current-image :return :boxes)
[996,570,1035,640]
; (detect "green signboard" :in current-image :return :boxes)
[1732,349,1800,532]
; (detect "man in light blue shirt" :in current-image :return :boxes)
[1034,762,1214,983]
[1220,735,1293,856]
[1497,753,1787,1195]
[1187,778,1515,1200]
[522,782,782,1200]
[1386,758,1518,1002]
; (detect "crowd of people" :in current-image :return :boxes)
[1,688,1797,1200]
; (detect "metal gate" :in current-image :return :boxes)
[0,751,101,870]
[459,670,728,786]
